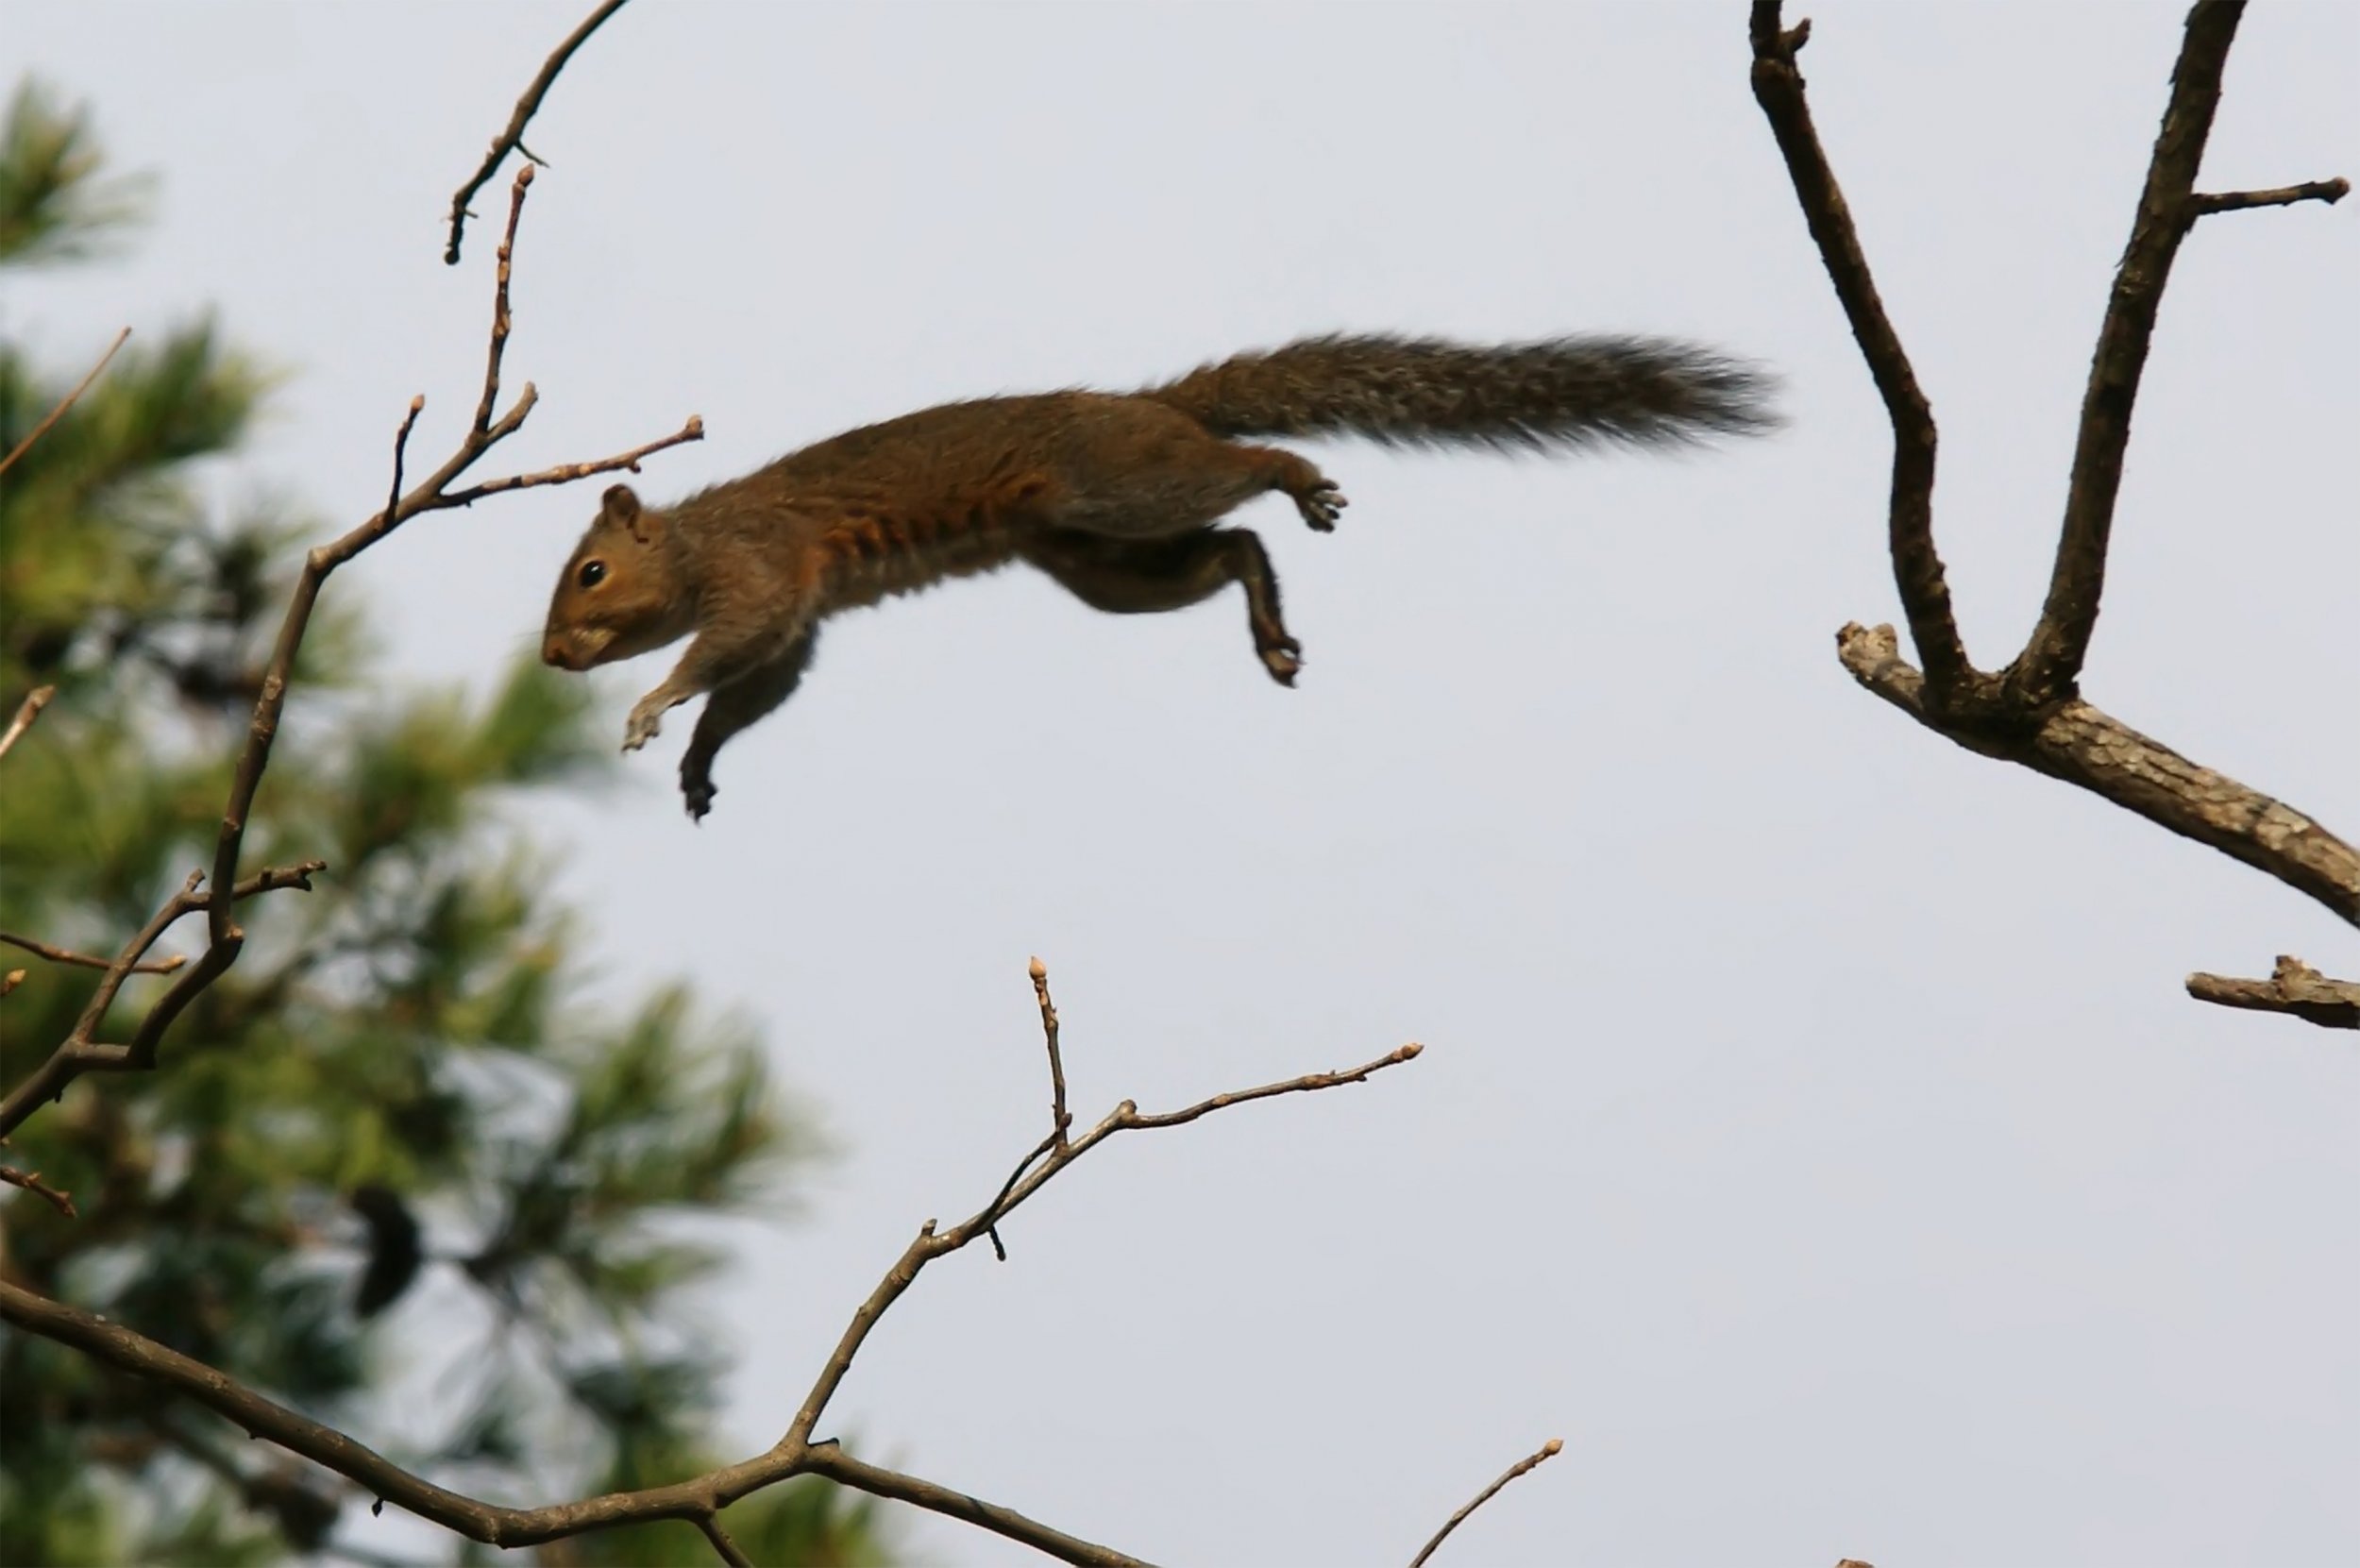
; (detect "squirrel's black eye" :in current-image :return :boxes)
[576,559,608,590]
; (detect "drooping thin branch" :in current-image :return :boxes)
[0,931,185,975]
[1406,1437,1563,1568]
[1747,5,1965,700]
[0,327,129,478]
[0,685,59,762]
[445,0,632,264]
[1750,5,2356,938]
[2010,0,2245,707]
[2186,955,2360,1030]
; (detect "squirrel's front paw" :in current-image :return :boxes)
[621,699,668,752]
[1294,481,1347,533]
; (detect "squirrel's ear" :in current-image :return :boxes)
[600,483,659,546]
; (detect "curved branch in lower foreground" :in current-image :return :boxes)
[2186,956,2360,1031]
[1838,625,2359,928]
[0,1038,1424,1567]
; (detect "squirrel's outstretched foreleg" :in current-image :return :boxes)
[680,634,818,821]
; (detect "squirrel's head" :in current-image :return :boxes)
[542,484,697,671]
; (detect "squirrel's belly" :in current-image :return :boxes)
[817,526,1023,615]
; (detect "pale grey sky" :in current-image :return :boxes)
[8,3,2357,1565]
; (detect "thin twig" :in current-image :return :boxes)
[784,1040,1425,1451]
[0,685,59,762]
[0,861,328,1140]
[0,931,186,975]
[0,327,129,478]
[2186,955,2360,1030]
[433,416,704,510]
[982,1128,1058,1262]
[2189,176,2349,215]
[0,1151,77,1218]
[446,0,632,264]
[0,969,25,999]
[2010,0,2247,707]
[696,1514,754,1568]
[1407,1437,1563,1568]
[1031,956,1072,1148]
[801,1445,1154,1568]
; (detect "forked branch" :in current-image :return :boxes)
[0,967,1427,1568]
[1750,2,2357,937]
[0,164,702,1144]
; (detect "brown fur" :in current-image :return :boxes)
[542,334,1776,820]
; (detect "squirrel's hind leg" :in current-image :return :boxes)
[1052,412,1346,537]
[1019,528,1304,685]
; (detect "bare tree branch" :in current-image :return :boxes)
[1750,3,2356,940]
[801,1445,1153,1568]
[445,0,632,264]
[1033,954,1073,1148]
[0,327,129,478]
[0,863,326,1138]
[2189,177,2349,216]
[0,684,59,762]
[1407,1437,1562,1568]
[2186,955,2360,1030]
[1746,7,1964,700]
[785,1028,1425,1452]
[1836,625,2359,924]
[0,931,185,975]
[0,967,1424,1567]
[0,1143,77,1217]
[0,165,704,1143]
[2011,0,2244,707]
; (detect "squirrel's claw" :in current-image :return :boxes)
[1295,481,1347,532]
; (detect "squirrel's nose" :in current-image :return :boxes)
[542,637,578,670]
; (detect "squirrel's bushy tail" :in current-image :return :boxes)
[1143,332,1776,450]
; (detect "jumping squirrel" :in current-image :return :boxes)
[541,332,1776,820]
